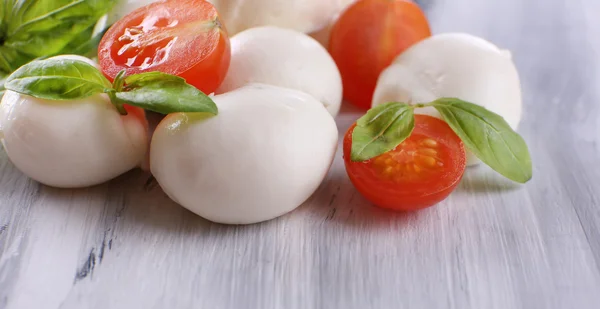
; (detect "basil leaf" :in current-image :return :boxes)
[115,72,218,115]
[431,98,532,183]
[0,45,32,74]
[0,74,7,97]
[351,102,415,161]
[8,1,92,35]
[0,0,116,75]
[8,0,115,35]
[59,21,109,58]
[4,59,112,100]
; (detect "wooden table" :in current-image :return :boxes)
[2,0,600,308]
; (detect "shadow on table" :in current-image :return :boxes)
[31,159,430,248]
[293,168,425,232]
[11,154,524,244]
[116,168,423,237]
[458,165,522,193]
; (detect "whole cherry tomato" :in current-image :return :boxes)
[329,0,431,109]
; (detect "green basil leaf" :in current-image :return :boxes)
[0,74,7,98]
[8,1,91,35]
[431,98,532,183]
[0,45,34,74]
[59,22,109,58]
[0,0,116,75]
[351,102,415,162]
[0,3,6,30]
[115,72,218,115]
[8,0,115,35]
[7,22,92,58]
[4,58,112,100]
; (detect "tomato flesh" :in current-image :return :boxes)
[99,0,230,94]
[329,0,431,109]
[343,115,466,211]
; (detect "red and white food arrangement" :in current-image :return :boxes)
[0,55,149,188]
[110,0,356,42]
[372,33,523,166]
[0,0,531,224]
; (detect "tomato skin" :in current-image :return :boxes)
[176,32,230,94]
[343,115,466,211]
[123,105,147,126]
[329,0,431,109]
[98,0,230,94]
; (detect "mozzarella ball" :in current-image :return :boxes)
[372,33,523,165]
[151,84,338,225]
[216,26,342,117]
[109,0,354,38]
[209,0,355,36]
[0,56,148,188]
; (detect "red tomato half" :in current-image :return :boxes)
[343,115,466,211]
[98,0,230,94]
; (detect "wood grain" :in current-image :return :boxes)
[1,0,600,308]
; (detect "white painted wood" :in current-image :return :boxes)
[1,0,600,308]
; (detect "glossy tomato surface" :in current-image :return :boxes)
[99,0,230,94]
[329,0,431,109]
[343,115,466,211]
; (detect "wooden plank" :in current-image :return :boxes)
[1,0,600,308]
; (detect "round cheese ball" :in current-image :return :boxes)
[109,0,355,39]
[209,0,355,36]
[216,26,343,117]
[0,55,148,188]
[151,84,338,224]
[372,33,523,165]
[0,92,148,188]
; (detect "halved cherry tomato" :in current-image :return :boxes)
[98,0,230,94]
[329,0,431,109]
[343,115,466,211]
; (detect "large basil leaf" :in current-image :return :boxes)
[431,98,532,183]
[115,72,219,115]
[7,0,115,34]
[4,58,112,100]
[351,102,415,162]
[62,20,110,58]
[0,0,116,75]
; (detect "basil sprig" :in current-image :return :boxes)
[0,0,116,75]
[3,58,218,115]
[351,99,532,183]
[0,0,117,96]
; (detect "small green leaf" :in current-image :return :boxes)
[351,102,415,162]
[4,58,112,100]
[115,72,218,115]
[431,98,532,183]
